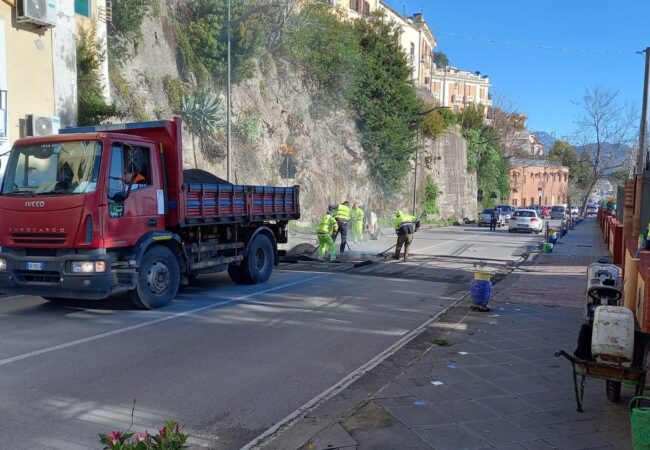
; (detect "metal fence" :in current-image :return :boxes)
[616,184,625,223]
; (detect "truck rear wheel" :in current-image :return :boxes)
[241,234,274,284]
[131,246,180,310]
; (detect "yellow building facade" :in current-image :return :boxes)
[0,0,107,178]
[1,0,57,161]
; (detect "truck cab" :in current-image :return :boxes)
[0,119,300,309]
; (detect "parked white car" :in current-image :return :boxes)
[570,205,579,217]
[508,209,543,234]
[496,204,516,223]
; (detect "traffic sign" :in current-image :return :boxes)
[280,155,297,179]
[280,145,297,155]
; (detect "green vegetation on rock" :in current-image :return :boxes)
[77,25,118,126]
[179,0,270,86]
[284,6,419,194]
[459,106,510,207]
[422,175,439,215]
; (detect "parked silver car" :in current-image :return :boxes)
[551,205,567,220]
[478,208,505,228]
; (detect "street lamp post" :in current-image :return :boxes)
[413,106,449,215]
[226,0,232,182]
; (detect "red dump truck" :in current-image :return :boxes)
[0,118,300,308]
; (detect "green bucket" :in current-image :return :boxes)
[543,243,553,254]
[631,397,650,449]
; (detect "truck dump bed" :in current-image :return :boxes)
[182,182,299,225]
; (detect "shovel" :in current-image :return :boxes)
[376,244,396,257]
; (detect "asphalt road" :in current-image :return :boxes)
[0,224,545,449]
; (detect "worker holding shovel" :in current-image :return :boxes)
[393,211,421,262]
[317,204,339,262]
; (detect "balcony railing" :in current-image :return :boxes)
[0,90,7,142]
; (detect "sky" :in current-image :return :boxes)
[389,0,650,138]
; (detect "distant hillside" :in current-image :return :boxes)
[577,142,633,174]
[532,131,556,154]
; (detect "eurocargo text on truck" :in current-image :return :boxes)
[0,118,300,309]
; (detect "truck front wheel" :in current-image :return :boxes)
[131,246,180,309]
[227,264,246,284]
[241,234,274,284]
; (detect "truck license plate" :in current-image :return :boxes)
[26,262,44,271]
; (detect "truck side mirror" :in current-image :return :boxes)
[111,191,128,203]
[109,180,133,203]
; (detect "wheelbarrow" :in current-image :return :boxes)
[555,324,650,412]
[585,284,622,323]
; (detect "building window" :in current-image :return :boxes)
[530,197,535,206]
[75,0,92,17]
[513,199,518,206]
[564,173,568,182]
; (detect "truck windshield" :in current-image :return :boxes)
[2,141,102,195]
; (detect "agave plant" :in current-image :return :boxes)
[177,91,226,167]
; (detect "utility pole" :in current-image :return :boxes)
[413,125,420,215]
[226,0,232,182]
[637,47,650,175]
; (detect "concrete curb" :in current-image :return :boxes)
[244,291,472,450]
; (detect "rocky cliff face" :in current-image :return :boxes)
[108,0,476,222]
[422,128,478,220]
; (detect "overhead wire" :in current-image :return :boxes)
[430,29,641,55]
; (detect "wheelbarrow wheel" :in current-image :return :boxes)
[606,380,621,403]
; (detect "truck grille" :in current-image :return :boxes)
[11,233,67,245]
[15,270,60,284]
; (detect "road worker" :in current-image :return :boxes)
[317,205,338,261]
[394,210,420,262]
[350,201,365,244]
[332,200,351,253]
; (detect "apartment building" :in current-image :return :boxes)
[0,0,108,178]
[509,160,569,207]
[329,0,381,19]
[430,65,491,112]
[379,3,437,90]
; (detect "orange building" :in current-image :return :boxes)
[509,160,569,207]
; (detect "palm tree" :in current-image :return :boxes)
[177,91,226,168]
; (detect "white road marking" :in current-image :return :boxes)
[241,293,468,450]
[0,275,326,367]
[414,233,481,253]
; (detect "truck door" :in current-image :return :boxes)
[106,141,164,247]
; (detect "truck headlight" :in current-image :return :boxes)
[71,261,106,273]
[0,258,6,271]
[72,261,95,273]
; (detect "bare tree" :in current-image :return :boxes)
[572,86,638,212]
[487,93,536,160]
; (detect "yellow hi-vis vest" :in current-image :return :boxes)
[318,214,338,234]
[333,203,351,221]
[350,207,364,222]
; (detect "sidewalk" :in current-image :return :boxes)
[264,219,635,450]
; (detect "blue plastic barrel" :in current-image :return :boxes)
[471,280,492,306]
